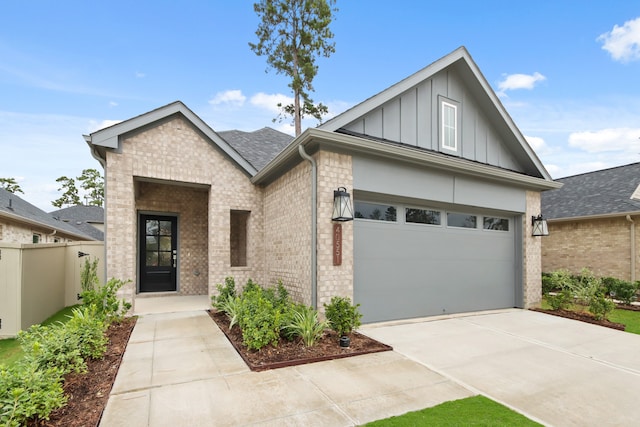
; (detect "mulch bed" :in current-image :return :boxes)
[532,307,626,331]
[207,309,392,371]
[27,317,137,427]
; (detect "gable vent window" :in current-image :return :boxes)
[440,99,459,152]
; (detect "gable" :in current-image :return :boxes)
[320,47,550,180]
[86,101,258,177]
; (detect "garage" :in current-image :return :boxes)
[354,199,521,323]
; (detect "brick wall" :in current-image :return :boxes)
[315,151,353,312]
[523,191,542,308]
[105,115,265,307]
[264,160,312,304]
[542,215,638,281]
[0,219,76,244]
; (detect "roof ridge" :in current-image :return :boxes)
[557,162,640,180]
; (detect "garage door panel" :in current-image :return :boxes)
[355,212,518,323]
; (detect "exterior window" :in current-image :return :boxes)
[447,213,477,229]
[441,100,458,151]
[32,233,41,243]
[230,210,249,267]
[483,217,509,231]
[405,208,441,225]
[53,237,61,243]
[354,201,397,222]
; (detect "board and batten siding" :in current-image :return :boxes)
[342,67,522,173]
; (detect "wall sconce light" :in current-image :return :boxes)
[332,187,354,222]
[78,251,90,258]
[531,215,549,237]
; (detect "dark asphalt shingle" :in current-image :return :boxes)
[50,205,104,241]
[219,127,293,171]
[542,162,640,219]
[0,188,96,240]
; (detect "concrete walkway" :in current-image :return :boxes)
[101,303,640,426]
[99,306,471,426]
[365,309,640,427]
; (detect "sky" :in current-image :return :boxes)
[1,1,640,211]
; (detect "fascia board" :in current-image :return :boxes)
[548,211,640,222]
[253,128,562,191]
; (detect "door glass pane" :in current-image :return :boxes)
[354,201,397,222]
[146,236,157,251]
[483,217,509,231]
[406,208,441,225]
[159,220,172,235]
[146,220,159,235]
[146,251,158,266]
[158,252,172,266]
[159,236,172,251]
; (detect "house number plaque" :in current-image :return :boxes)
[333,223,342,266]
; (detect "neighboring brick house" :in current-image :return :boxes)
[0,188,96,243]
[85,47,559,322]
[542,162,640,282]
[50,205,104,241]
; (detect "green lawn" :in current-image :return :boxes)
[364,395,541,426]
[0,305,79,368]
[540,297,640,334]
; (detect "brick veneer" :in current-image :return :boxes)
[542,215,638,281]
[523,190,543,308]
[105,116,265,309]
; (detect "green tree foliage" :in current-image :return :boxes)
[0,177,24,194]
[77,168,104,206]
[249,0,337,136]
[51,169,104,208]
[51,176,81,208]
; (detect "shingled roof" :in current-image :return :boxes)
[0,188,96,240]
[542,162,640,220]
[219,128,293,171]
[50,205,104,241]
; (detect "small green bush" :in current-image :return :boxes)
[211,276,236,311]
[568,268,601,306]
[589,290,616,321]
[541,272,555,295]
[218,295,241,330]
[65,306,108,360]
[238,286,282,351]
[547,269,574,292]
[80,277,131,322]
[324,296,362,337]
[0,362,66,426]
[18,324,85,375]
[282,305,327,347]
[604,278,638,305]
[547,290,573,311]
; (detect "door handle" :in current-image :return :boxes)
[172,250,177,268]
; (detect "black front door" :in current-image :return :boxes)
[139,214,177,292]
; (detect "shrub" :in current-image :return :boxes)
[211,276,236,311]
[0,362,66,427]
[589,290,616,321]
[18,324,85,375]
[218,295,242,330]
[324,296,362,337]
[282,305,327,347]
[546,269,574,292]
[238,286,282,351]
[80,277,131,322]
[604,278,638,305]
[65,306,108,360]
[541,272,555,295]
[80,257,100,293]
[567,268,601,307]
[547,290,573,311]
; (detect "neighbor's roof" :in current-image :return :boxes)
[0,188,96,240]
[219,128,293,171]
[50,205,104,241]
[542,162,640,220]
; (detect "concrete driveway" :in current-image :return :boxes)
[362,309,640,427]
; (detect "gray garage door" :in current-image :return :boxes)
[354,201,519,323]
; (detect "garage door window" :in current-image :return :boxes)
[406,208,441,225]
[354,201,397,222]
[447,212,477,229]
[483,217,509,231]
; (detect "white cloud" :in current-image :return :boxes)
[135,72,146,78]
[87,119,122,133]
[109,101,118,107]
[525,135,548,153]
[568,128,640,153]
[209,89,247,108]
[497,72,546,97]
[597,17,640,62]
[249,92,293,114]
